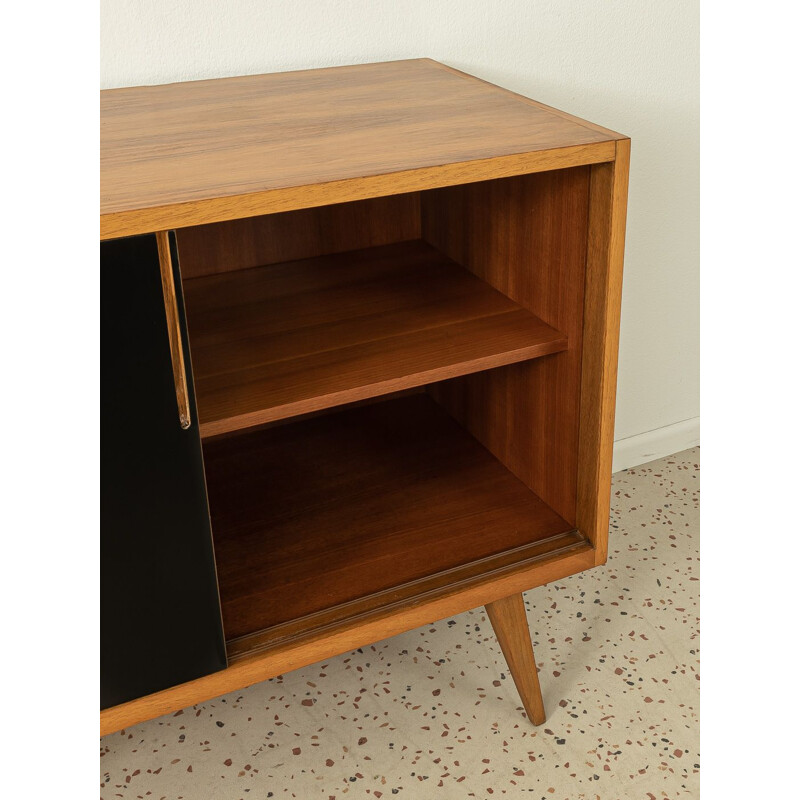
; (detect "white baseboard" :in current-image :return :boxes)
[612,417,700,473]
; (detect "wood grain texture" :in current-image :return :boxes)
[422,167,590,525]
[100,59,622,239]
[576,139,631,562]
[183,241,568,437]
[175,194,420,279]
[203,393,575,641]
[485,593,546,725]
[156,231,191,429]
[430,61,626,142]
[227,530,585,659]
[100,541,594,736]
[101,144,614,241]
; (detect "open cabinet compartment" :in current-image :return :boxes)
[177,165,592,659]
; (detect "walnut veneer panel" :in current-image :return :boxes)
[423,167,591,525]
[203,394,575,640]
[101,59,622,238]
[176,194,420,279]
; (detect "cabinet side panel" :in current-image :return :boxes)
[421,168,590,525]
[577,141,631,561]
[101,233,227,710]
[175,193,421,278]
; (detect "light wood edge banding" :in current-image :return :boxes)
[101,142,615,240]
[156,231,191,430]
[100,541,595,736]
[576,138,631,564]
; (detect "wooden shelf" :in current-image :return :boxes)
[184,240,567,437]
[203,393,581,649]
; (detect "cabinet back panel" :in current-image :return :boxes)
[422,167,591,526]
[175,193,420,279]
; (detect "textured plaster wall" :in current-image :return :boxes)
[101,0,699,459]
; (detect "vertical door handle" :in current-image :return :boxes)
[156,231,191,429]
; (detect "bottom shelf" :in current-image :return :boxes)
[203,393,582,651]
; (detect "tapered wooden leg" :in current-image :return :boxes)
[485,592,546,725]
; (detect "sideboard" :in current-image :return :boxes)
[100,58,629,735]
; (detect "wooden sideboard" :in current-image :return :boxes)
[100,58,629,736]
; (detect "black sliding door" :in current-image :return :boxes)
[101,232,226,710]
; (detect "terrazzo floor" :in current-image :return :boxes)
[101,447,699,800]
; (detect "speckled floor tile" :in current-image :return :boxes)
[101,447,699,799]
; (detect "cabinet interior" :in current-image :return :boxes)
[176,166,591,656]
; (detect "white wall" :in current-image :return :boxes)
[101,0,699,470]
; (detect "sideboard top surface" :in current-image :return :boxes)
[101,58,625,239]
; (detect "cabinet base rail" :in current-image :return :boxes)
[100,542,595,735]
